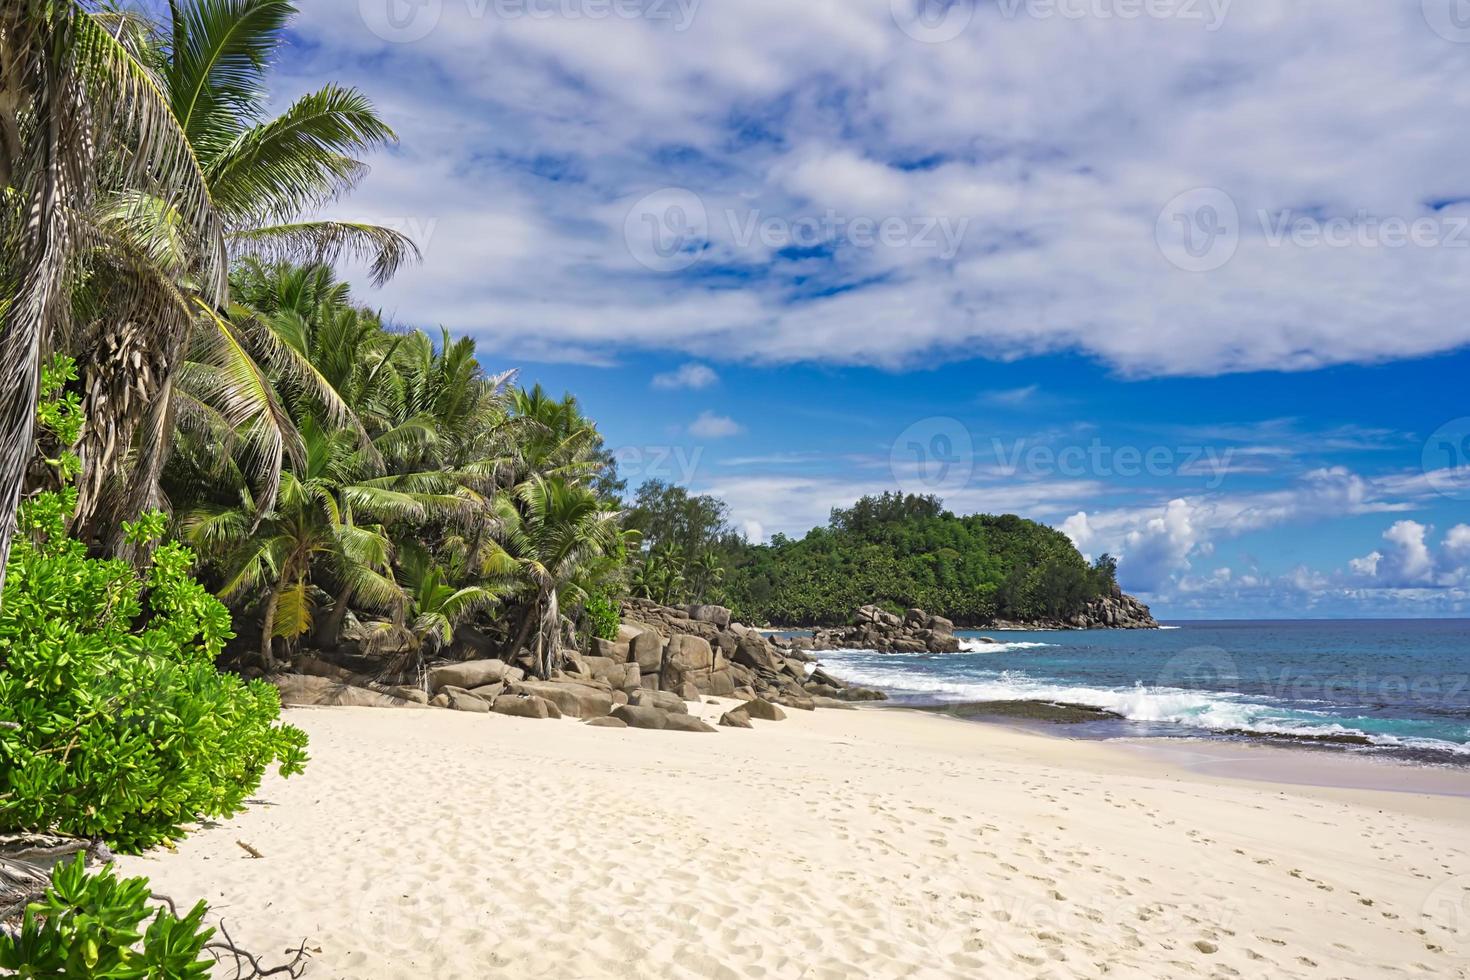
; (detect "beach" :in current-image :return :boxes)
[119,702,1470,979]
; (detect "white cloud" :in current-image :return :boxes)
[982,385,1040,407]
[1119,499,1200,591]
[688,411,743,439]
[1350,521,1470,588]
[652,363,719,389]
[1060,511,1094,553]
[283,0,1470,376]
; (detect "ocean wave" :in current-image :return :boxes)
[957,639,1056,654]
[815,660,1470,758]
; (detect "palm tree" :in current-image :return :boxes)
[0,0,226,591]
[691,549,724,601]
[184,418,421,668]
[70,0,420,548]
[398,541,500,660]
[491,476,622,679]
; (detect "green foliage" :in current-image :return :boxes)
[623,482,733,604]
[722,493,1119,626]
[0,855,214,978]
[583,590,621,643]
[0,360,308,852]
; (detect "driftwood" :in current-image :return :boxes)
[1,836,311,977]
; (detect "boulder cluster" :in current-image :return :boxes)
[986,591,1158,631]
[269,598,885,732]
[812,605,963,654]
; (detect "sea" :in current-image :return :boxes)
[808,620,1470,766]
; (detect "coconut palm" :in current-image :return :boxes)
[491,476,622,679]
[398,541,501,659]
[70,0,420,547]
[690,549,724,601]
[184,418,424,667]
[0,0,226,591]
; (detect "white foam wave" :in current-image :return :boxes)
[815,660,1470,757]
[958,639,1056,653]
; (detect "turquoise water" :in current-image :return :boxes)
[814,620,1470,764]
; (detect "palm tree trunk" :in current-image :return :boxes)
[314,582,354,650]
[509,602,536,662]
[535,587,561,680]
[259,586,280,672]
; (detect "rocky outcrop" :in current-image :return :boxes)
[614,598,886,709]
[269,599,888,731]
[427,658,523,692]
[812,605,962,654]
[810,593,1158,653]
[986,591,1158,630]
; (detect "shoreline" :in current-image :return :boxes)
[910,703,1470,799]
[119,699,1470,978]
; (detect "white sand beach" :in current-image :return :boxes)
[120,703,1470,979]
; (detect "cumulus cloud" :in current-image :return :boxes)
[652,363,719,389]
[1119,499,1199,591]
[1350,521,1470,588]
[284,0,1470,376]
[689,411,743,438]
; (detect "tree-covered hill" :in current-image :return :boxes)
[719,493,1121,627]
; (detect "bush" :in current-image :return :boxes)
[0,855,214,978]
[0,357,308,852]
[584,590,622,643]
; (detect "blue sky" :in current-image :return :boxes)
[267,0,1470,618]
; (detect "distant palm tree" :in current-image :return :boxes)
[691,549,724,601]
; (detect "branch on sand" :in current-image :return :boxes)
[1,835,311,977]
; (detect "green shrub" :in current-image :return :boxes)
[584,590,621,643]
[0,855,214,978]
[0,357,308,852]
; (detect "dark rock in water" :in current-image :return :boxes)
[813,594,1157,653]
[923,700,1125,725]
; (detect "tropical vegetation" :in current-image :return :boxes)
[719,493,1120,626]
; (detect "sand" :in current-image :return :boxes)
[118,701,1470,979]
